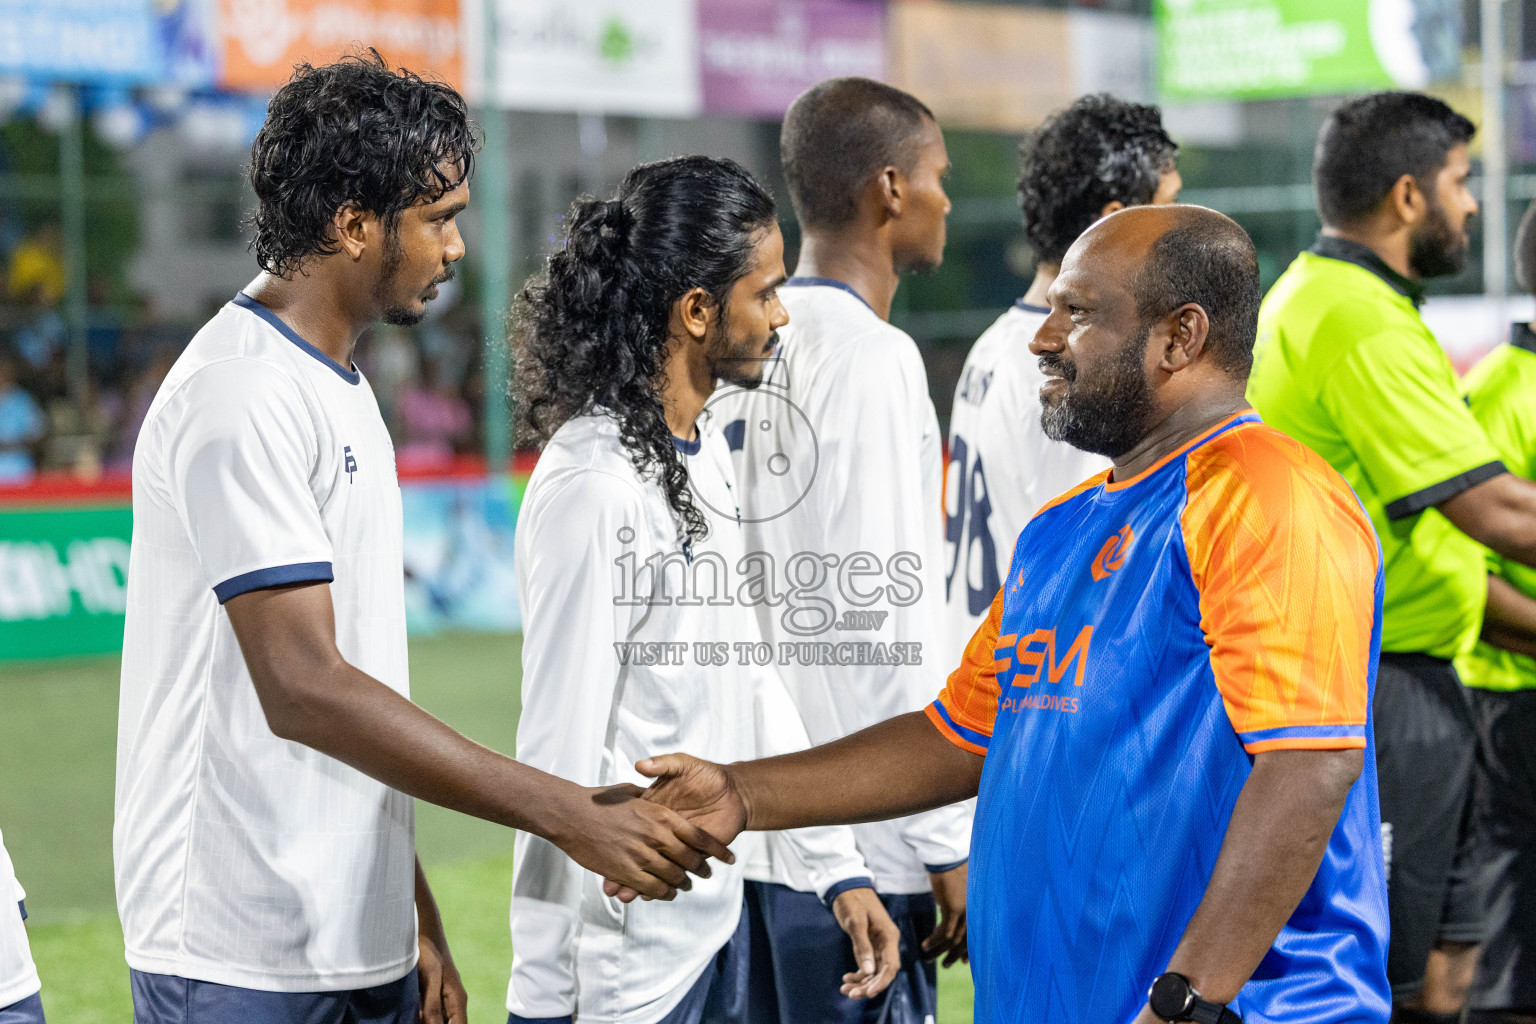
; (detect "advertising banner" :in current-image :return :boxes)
[491,0,700,116]
[0,505,132,662]
[0,0,217,86]
[217,0,465,92]
[888,1,1074,134]
[0,471,525,662]
[698,0,885,119]
[1156,0,1461,101]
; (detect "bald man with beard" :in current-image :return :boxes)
[611,206,1394,1024]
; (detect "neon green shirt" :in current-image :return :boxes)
[1247,239,1505,660]
[1457,327,1536,690]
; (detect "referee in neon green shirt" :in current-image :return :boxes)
[1457,200,1536,1022]
[1249,93,1536,1024]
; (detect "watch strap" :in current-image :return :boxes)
[1189,999,1242,1024]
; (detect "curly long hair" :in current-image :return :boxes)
[514,156,777,545]
[249,50,479,277]
[1018,94,1177,267]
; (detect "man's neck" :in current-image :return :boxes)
[1109,387,1249,482]
[794,231,898,321]
[659,337,713,443]
[243,271,371,369]
[1021,263,1058,309]
[1320,224,1415,281]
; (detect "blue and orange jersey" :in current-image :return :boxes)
[927,411,1390,1024]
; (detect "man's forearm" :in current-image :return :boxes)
[263,654,576,840]
[732,711,983,832]
[1441,474,1536,567]
[1159,748,1362,1004]
[227,582,578,841]
[1482,575,1536,657]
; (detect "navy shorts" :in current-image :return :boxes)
[130,968,418,1024]
[0,993,44,1024]
[508,904,753,1024]
[743,880,937,1024]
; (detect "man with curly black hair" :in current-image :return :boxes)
[508,154,901,1024]
[116,54,731,1024]
[944,93,1179,665]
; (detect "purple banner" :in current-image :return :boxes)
[699,0,887,118]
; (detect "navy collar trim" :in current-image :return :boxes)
[1014,299,1051,314]
[672,433,701,455]
[783,276,875,314]
[1309,235,1425,309]
[233,292,362,385]
[1512,323,1536,355]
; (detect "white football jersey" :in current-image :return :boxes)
[713,280,973,895]
[509,412,867,1024]
[0,828,39,1010]
[943,301,1110,663]
[116,292,415,992]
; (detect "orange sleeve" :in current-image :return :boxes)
[927,583,1008,755]
[1181,426,1380,754]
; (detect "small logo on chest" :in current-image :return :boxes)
[344,445,358,483]
[1090,525,1133,581]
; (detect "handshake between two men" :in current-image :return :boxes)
[597,711,984,999]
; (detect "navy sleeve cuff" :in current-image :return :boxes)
[821,876,876,909]
[16,900,24,922]
[924,858,968,875]
[213,561,334,603]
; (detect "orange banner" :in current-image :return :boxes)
[218,0,464,93]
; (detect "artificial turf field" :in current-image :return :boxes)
[0,632,975,1022]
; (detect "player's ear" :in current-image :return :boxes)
[1158,303,1210,372]
[670,287,714,343]
[333,202,370,261]
[1387,174,1425,228]
[875,166,902,220]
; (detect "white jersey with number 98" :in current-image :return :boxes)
[943,301,1110,664]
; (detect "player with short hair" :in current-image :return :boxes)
[508,155,899,1024]
[711,77,971,1023]
[628,203,1391,1024]
[1247,92,1536,1020]
[0,829,42,1024]
[1457,199,1536,1023]
[116,55,728,1024]
[945,93,1180,660]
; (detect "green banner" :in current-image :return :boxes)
[0,504,132,661]
[1156,0,1457,101]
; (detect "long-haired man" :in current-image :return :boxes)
[509,155,898,1024]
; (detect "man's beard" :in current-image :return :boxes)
[1039,328,1156,459]
[710,328,778,390]
[895,249,942,276]
[1409,194,1470,279]
[375,232,427,327]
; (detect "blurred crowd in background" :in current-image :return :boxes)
[2,0,1534,486]
[0,219,485,484]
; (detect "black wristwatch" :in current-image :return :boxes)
[1148,972,1243,1024]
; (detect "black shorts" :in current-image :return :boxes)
[1469,687,1536,1012]
[1375,652,1490,998]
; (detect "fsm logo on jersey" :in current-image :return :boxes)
[993,625,1093,714]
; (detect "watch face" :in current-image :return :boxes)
[1150,973,1194,1020]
